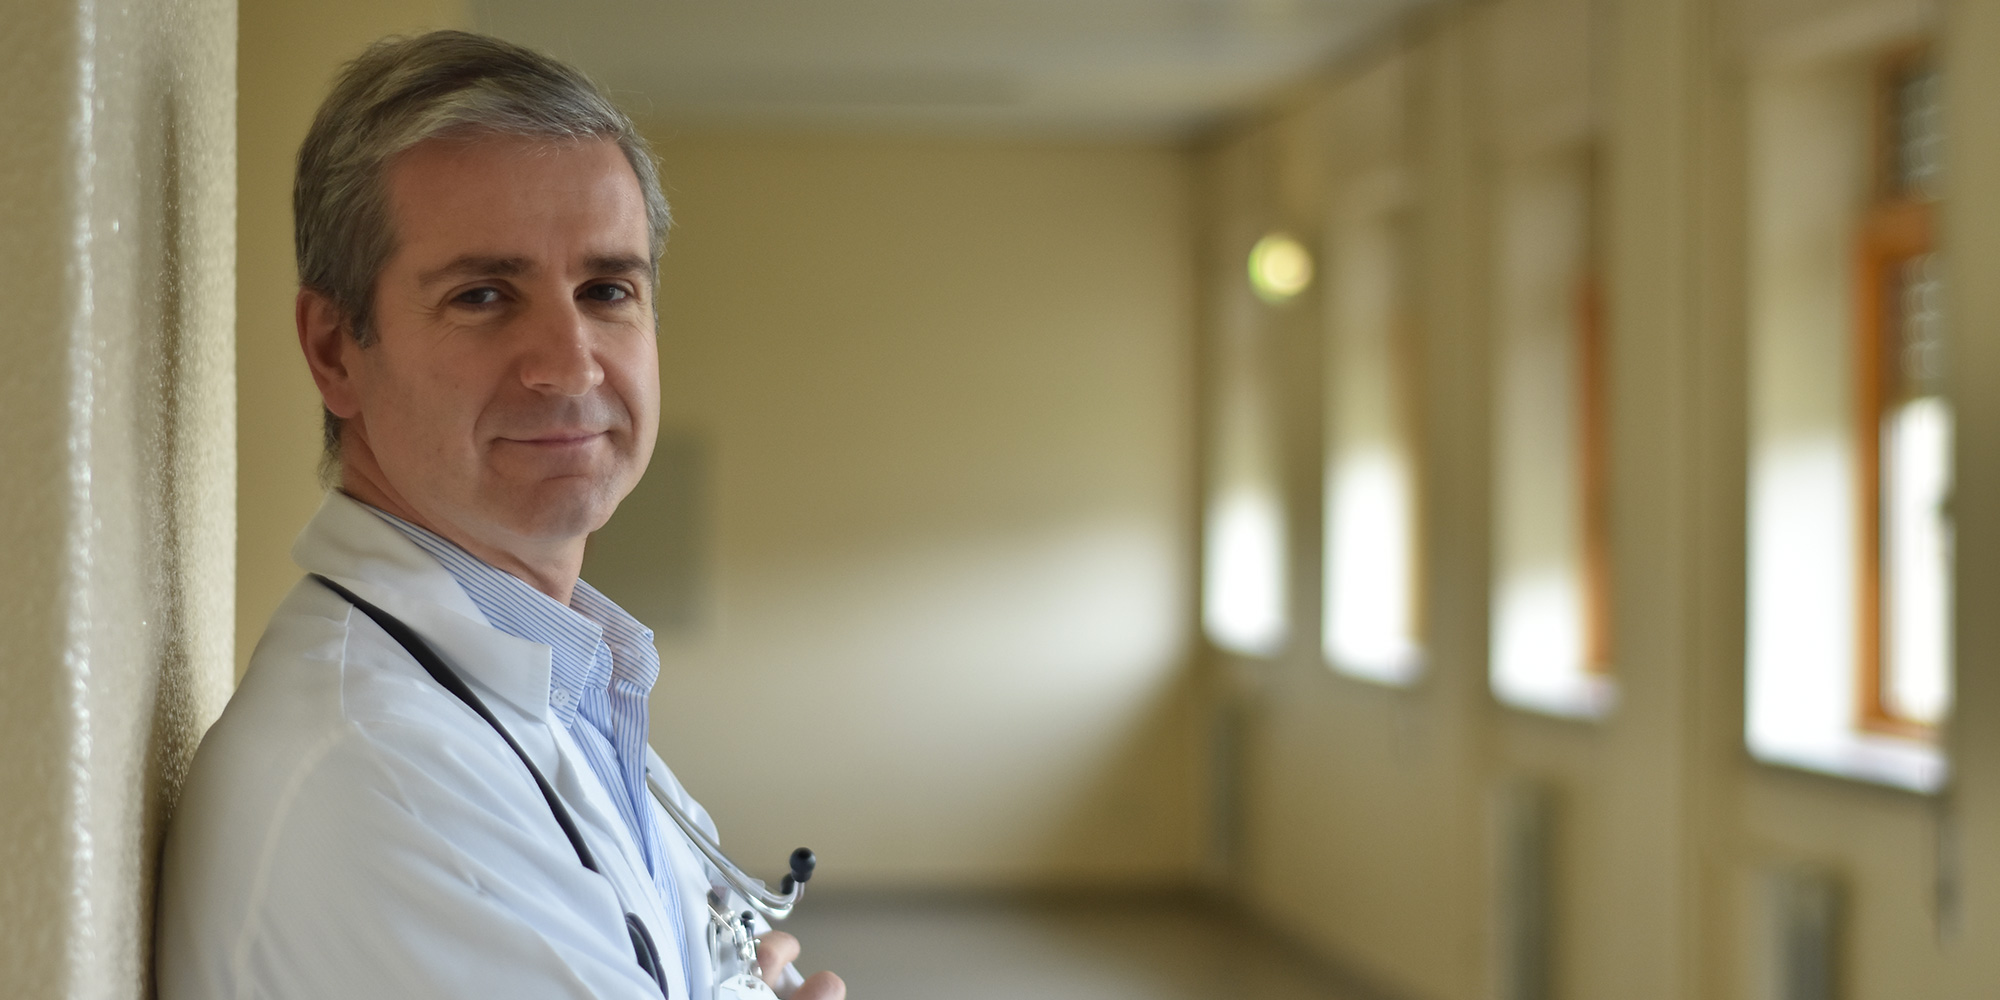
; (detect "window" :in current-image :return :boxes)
[1854,51,1949,736]
[1323,196,1423,684]
[1489,144,1615,718]
[1744,41,1947,792]
[1204,222,1292,657]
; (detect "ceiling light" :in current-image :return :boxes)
[1248,232,1312,303]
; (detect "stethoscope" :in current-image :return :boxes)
[647,773,815,920]
[313,575,814,998]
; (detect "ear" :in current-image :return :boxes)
[297,288,364,419]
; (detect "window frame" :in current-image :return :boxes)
[1852,43,1943,739]
[1577,217,1612,679]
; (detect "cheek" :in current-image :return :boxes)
[365,352,490,456]
[611,341,662,421]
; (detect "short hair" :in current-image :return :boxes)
[295,30,670,471]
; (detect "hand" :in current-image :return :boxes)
[755,931,845,1000]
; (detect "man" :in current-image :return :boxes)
[158,31,844,1000]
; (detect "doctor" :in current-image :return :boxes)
[157,31,844,1000]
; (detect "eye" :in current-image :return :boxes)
[454,286,503,306]
[582,282,632,304]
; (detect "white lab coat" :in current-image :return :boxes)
[159,492,747,1000]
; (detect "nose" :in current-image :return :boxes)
[518,298,604,397]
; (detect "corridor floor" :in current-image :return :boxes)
[778,892,1380,1000]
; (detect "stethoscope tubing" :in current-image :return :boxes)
[646,773,804,921]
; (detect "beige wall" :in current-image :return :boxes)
[582,132,1203,888]
[1941,0,2000,993]
[235,0,468,677]
[0,0,236,996]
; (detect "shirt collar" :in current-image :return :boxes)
[367,508,660,727]
[570,578,660,686]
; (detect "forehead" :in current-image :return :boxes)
[380,133,649,267]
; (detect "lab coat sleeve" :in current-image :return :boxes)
[181,719,669,1000]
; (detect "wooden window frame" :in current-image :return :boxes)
[1576,143,1612,678]
[1576,266,1611,676]
[1854,43,1940,739]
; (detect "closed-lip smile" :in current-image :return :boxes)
[502,430,606,446]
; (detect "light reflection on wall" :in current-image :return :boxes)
[1745,440,1912,780]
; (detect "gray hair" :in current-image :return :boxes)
[295,30,670,470]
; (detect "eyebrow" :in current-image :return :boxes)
[582,254,655,281]
[416,255,531,289]
[415,252,654,289]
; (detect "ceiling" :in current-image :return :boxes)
[475,0,1432,140]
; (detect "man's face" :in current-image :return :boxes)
[343,133,659,557]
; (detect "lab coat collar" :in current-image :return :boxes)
[292,491,556,722]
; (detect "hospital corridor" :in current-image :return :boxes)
[7,0,2000,998]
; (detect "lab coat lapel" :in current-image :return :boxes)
[293,491,688,989]
[293,492,557,729]
[547,722,683,982]
[549,721,657,897]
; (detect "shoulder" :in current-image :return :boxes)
[173,576,553,846]
[158,579,591,996]
[197,578,498,788]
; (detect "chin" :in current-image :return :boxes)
[506,483,623,541]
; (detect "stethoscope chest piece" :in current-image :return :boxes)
[714,974,778,1000]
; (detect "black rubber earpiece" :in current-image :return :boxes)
[780,847,817,892]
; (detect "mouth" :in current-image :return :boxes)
[499,430,609,448]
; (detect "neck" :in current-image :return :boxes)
[337,433,583,605]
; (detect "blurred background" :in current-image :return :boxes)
[10,0,2000,998]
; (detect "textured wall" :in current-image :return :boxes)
[0,0,236,996]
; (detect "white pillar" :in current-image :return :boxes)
[0,0,235,995]
[1594,0,1743,995]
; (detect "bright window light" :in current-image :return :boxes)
[1204,488,1288,656]
[1325,449,1419,680]
[1323,210,1421,684]
[1879,252,1952,726]
[1881,394,1953,723]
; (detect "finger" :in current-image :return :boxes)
[755,931,800,984]
[790,971,845,1000]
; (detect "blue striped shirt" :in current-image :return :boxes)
[371,510,676,913]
